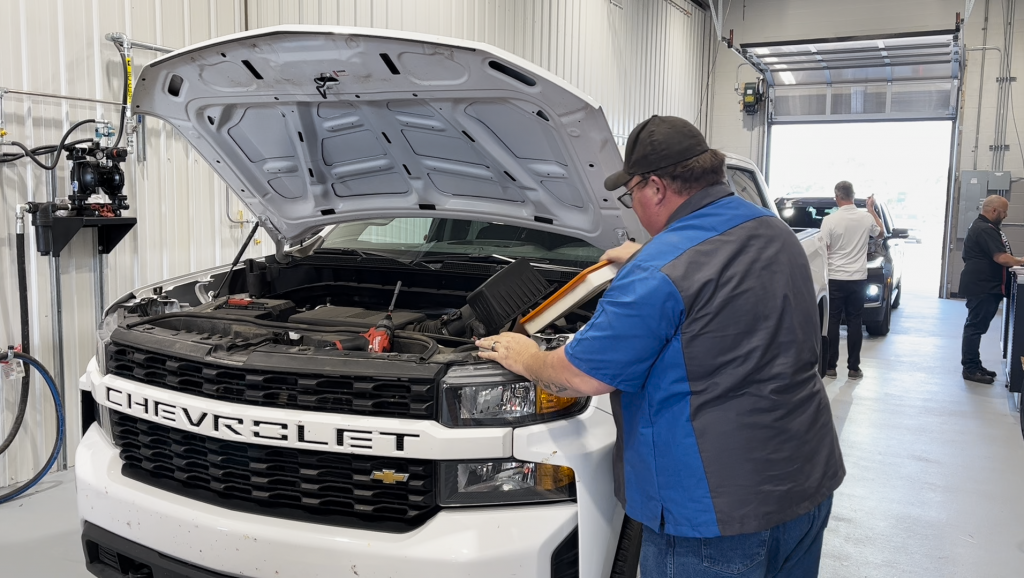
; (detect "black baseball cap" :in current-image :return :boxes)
[603,116,710,191]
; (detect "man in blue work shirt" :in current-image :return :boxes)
[477,116,845,577]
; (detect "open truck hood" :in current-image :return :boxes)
[131,26,639,248]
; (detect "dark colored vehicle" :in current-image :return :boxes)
[775,196,909,336]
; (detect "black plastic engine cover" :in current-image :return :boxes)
[290,306,426,328]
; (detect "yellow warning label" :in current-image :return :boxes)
[126,56,133,105]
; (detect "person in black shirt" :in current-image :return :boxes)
[960,195,1024,383]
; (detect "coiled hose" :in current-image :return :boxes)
[0,227,65,504]
[0,351,64,505]
[0,231,30,456]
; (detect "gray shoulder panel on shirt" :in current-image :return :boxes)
[660,215,845,536]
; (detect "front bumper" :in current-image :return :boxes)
[84,522,238,578]
[77,427,581,578]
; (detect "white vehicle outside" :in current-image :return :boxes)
[76,26,829,578]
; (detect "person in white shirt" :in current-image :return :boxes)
[820,181,883,379]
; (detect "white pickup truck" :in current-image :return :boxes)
[75,26,829,578]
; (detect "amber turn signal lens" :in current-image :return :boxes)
[537,464,576,491]
[538,389,577,414]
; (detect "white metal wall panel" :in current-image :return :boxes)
[0,0,262,487]
[246,0,709,143]
[1,0,709,487]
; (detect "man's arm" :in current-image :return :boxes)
[981,226,1024,267]
[994,252,1024,268]
[865,197,884,237]
[476,333,616,398]
[480,263,680,398]
[820,217,833,251]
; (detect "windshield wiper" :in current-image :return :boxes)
[313,247,427,268]
[412,254,584,272]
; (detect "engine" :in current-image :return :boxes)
[105,257,586,361]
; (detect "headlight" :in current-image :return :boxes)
[95,335,108,375]
[440,363,588,427]
[437,461,576,506]
[866,284,881,297]
[95,307,121,375]
[866,256,885,269]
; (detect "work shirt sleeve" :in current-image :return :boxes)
[563,263,684,393]
[869,217,881,237]
[979,226,1008,259]
[820,217,834,251]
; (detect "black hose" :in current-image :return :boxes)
[0,232,31,455]
[397,332,439,362]
[453,343,481,353]
[0,119,97,170]
[0,138,95,164]
[0,352,64,504]
[213,222,260,299]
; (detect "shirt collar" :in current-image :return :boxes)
[838,204,859,211]
[979,214,1000,230]
[664,182,734,227]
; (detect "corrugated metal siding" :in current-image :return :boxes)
[0,0,265,487]
[0,0,708,487]
[247,0,710,143]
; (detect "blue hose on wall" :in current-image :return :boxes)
[0,222,65,504]
[0,351,65,505]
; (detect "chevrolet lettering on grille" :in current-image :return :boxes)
[371,470,410,484]
[100,384,420,455]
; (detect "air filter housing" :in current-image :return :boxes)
[467,259,551,334]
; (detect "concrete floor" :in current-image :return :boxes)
[0,469,85,577]
[3,249,1024,577]
[818,276,1024,577]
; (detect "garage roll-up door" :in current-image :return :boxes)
[743,31,963,123]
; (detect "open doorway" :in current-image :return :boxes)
[768,121,953,297]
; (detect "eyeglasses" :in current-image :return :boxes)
[617,178,648,209]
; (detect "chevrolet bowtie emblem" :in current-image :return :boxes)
[371,469,410,484]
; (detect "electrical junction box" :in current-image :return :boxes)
[958,170,1012,239]
[989,170,1012,191]
[743,82,762,115]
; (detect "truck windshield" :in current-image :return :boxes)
[776,205,840,229]
[775,199,886,231]
[320,217,604,268]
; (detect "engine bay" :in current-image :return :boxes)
[106,253,599,363]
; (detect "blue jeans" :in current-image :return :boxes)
[640,495,833,577]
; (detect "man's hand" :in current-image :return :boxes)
[475,333,617,398]
[601,240,642,264]
[475,332,539,377]
[866,195,876,213]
